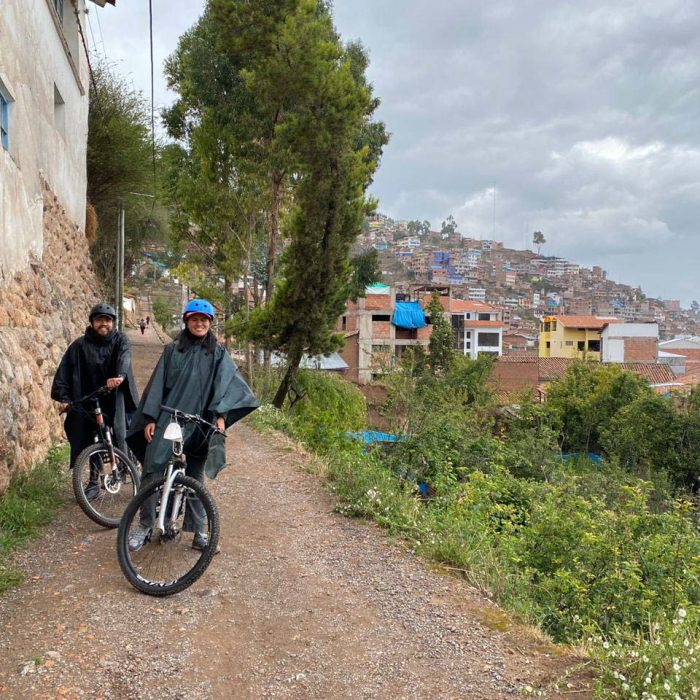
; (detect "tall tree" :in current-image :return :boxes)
[533,230,546,254]
[211,0,313,305]
[240,0,388,407]
[426,292,455,374]
[87,63,166,293]
[162,10,269,343]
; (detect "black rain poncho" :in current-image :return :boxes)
[127,336,259,478]
[51,327,139,467]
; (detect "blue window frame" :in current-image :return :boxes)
[0,93,8,151]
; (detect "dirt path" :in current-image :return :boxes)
[0,327,593,699]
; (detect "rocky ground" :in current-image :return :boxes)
[0,324,593,699]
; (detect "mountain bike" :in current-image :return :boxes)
[66,386,140,528]
[116,406,221,596]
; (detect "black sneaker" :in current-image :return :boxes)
[85,483,100,501]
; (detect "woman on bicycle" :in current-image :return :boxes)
[127,298,258,551]
[52,303,139,497]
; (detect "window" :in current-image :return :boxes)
[543,321,551,332]
[55,0,64,22]
[372,344,391,354]
[478,313,491,321]
[372,314,390,322]
[341,316,347,330]
[0,92,8,151]
[565,340,573,346]
[546,341,551,349]
[477,332,500,347]
[54,85,65,137]
[577,341,585,351]
[552,320,557,331]
[588,339,600,352]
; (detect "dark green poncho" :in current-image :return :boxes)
[127,337,259,478]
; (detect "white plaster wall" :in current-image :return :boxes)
[603,323,659,340]
[603,338,625,363]
[0,0,88,280]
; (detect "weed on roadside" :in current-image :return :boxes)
[0,445,68,593]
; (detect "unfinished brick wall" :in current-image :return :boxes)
[488,358,539,393]
[623,338,658,362]
[0,180,99,494]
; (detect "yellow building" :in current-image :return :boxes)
[538,315,617,359]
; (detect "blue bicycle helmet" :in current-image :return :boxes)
[183,298,215,320]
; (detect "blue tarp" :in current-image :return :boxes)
[392,301,427,329]
[346,431,403,445]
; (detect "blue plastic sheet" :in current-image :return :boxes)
[392,302,427,329]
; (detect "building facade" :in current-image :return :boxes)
[0,0,105,277]
[538,315,619,360]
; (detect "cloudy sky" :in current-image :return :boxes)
[92,0,700,304]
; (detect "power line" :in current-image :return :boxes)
[86,10,99,58]
[93,4,108,61]
[148,0,157,190]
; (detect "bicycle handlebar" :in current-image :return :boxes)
[61,386,112,414]
[160,405,225,435]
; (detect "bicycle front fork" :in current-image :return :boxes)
[154,463,186,536]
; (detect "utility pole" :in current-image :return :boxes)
[115,192,155,331]
[115,202,125,331]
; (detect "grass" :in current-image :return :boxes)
[0,445,68,593]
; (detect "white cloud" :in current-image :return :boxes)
[96,0,700,302]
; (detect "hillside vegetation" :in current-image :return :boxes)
[253,357,700,699]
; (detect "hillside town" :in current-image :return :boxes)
[2,2,700,698]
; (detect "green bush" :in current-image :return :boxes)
[0,446,68,593]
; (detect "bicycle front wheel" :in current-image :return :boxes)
[73,443,140,528]
[116,474,220,596]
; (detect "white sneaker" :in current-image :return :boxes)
[128,525,151,552]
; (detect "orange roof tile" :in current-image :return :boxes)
[465,320,505,328]
[552,315,620,329]
[448,298,498,313]
[618,363,676,385]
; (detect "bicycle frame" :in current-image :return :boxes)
[66,387,120,477]
[153,408,221,537]
[154,421,187,537]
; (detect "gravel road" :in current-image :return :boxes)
[0,326,592,699]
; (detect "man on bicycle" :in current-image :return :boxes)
[52,303,139,499]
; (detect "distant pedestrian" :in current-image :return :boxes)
[146,315,150,327]
[139,318,146,335]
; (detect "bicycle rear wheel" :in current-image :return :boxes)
[73,443,140,528]
[116,474,220,596]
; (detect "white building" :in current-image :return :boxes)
[448,299,503,359]
[601,322,659,363]
[0,0,112,276]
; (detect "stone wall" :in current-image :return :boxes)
[0,180,99,494]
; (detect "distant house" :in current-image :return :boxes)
[538,315,619,360]
[490,355,681,404]
[337,285,504,383]
[600,322,659,363]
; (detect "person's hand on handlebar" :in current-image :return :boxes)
[144,422,156,443]
[215,417,225,433]
[106,376,124,390]
[56,401,69,414]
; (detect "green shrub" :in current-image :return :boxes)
[0,446,68,593]
[595,608,700,699]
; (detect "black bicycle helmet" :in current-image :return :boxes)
[89,303,117,321]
